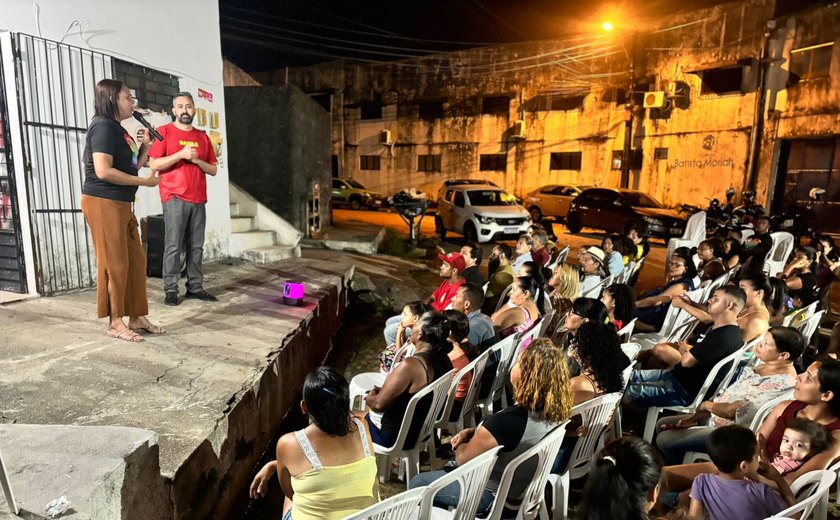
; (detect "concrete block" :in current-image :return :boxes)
[229,203,242,217]
[0,424,169,520]
[230,230,275,251]
[241,245,300,264]
[230,217,254,233]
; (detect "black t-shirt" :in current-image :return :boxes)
[461,266,485,286]
[790,272,819,302]
[671,324,743,397]
[82,115,139,202]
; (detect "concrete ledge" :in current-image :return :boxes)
[301,223,385,255]
[0,424,167,520]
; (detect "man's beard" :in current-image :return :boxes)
[488,257,500,278]
[178,113,194,124]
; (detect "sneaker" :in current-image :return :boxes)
[185,289,218,302]
[164,292,179,306]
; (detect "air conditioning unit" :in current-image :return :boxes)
[643,91,666,108]
[512,120,526,139]
[380,129,392,145]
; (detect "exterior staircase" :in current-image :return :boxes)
[229,183,302,264]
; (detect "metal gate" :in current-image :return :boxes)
[0,47,27,293]
[12,33,113,294]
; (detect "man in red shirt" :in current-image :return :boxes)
[427,252,467,312]
[149,92,218,306]
[531,229,550,267]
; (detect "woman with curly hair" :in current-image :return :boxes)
[410,341,573,516]
[601,283,636,330]
[570,322,631,405]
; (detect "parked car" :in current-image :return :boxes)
[566,188,687,238]
[523,184,590,221]
[435,186,531,243]
[436,179,500,203]
[331,177,384,210]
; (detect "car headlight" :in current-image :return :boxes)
[363,193,371,199]
[475,214,495,224]
[642,216,663,226]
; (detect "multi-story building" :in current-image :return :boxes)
[227,0,839,232]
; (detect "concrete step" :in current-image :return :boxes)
[230,230,275,251]
[229,202,241,217]
[230,217,254,233]
[241,245,301,264]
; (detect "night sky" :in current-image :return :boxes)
[220,0,733,72]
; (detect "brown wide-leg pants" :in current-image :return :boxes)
[81,194,149,319]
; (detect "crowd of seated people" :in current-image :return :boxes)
[247,212,839,520]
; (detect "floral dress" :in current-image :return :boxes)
[710,366,796,428]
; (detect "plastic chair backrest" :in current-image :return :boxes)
[763,232,796,278]
[749,391,794,432]
[665,317,700,344]
[509,320,543,368]
[566,392,624,480]
[741,229,755,243]
[486,422,570,520]
[771,470,834,520]
[417,446,503,520]
[580,275,612,299]
[482,335,518,406]
[387,370,455,452]
[341,486,425,520]
[616,318,637,343]
[783,301,819,327]
[620,342,642,363]
[482,282,490,295]
[555,246,570,266]
[538,309,555,338]
[702,271,729,302]
[494,284,514,313]
[438,350,491,429]
[685,344,747,410]
[795,310,825,344]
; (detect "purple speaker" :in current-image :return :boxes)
[283,281,304,306]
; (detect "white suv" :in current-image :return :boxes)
[435,185,531,243]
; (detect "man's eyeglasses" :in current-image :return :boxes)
[670,262,686,268]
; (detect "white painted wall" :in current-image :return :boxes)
[0,0,231,267]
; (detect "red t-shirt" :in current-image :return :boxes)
[431,278,466,312]
[148,124,217,204]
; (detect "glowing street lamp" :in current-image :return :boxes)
[601,18,636,189]
[601,21,614,32]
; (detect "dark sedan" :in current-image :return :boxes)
[566,188,686,238]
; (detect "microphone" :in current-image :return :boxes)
[132,111,164,141]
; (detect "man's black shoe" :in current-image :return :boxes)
[164,292,179,306]
[185,289,218,302]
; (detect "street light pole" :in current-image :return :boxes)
[620,35,636,190]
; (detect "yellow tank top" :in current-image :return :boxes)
[290,418,379,520]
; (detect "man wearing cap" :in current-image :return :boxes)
[580,246,607,296]
[382,252,466,346]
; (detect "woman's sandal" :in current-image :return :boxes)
[129,321,166,335]
[107,327,145,343]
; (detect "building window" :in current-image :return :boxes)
[360,155,381,170]
[791,42,833,81]
[481,96,510,115]
[654,148,669,160]
[550,152,582,171]
[479,154,507,171]
[360,102,382,120]
[550,94,587,111]
[418,154,442,172]
[418,101,444,120]
[611,151,623,170]
[700,67,744,95]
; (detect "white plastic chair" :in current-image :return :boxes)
[741,228,755,243]
[0,448,19,515]
[437,349,491,434]
[631,288,704,350]
[418,446,503,520]
[341,486,425,520]
[621,342,642,365]
[782,301,819,327]
[547,246,571,271]
[616,318,637,343]
[350,344,412,411]
[642,343,748,442]
[763,232,795,278]
[682,390,794,464]
[494,284,514,313]
[768,470,833,520]
[477,335,518,418]
[485,422,569,520]
[667,211,706,268]
[701,271,729,303]
[537,309,555,338]
[546,392,624,520]
[482,282,490,295]
[374,370,455,486]
[794,310,825,345]
[508,320,543,370]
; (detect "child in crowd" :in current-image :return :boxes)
[688,425,794,520]
[771,418,831,476]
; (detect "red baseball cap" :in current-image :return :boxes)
[438,252,467,273]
